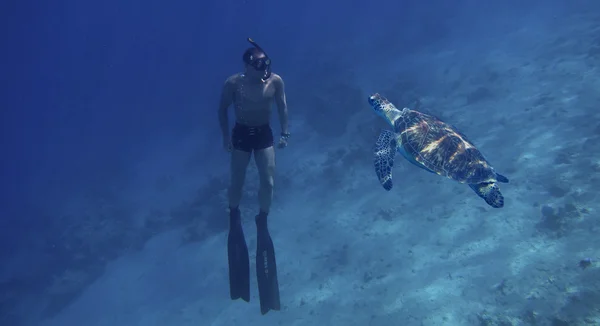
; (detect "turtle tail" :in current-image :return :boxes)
[469,182,504,208]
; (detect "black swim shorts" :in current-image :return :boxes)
[231,122,274,152]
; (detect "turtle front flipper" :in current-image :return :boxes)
[469,182,504,208]
[374,130,397,191]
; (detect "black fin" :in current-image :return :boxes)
[255,212,281,315]
[227,207,250,302]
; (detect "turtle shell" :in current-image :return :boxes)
[394,109,497,184]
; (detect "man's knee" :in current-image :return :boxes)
[228,150,251,206]
[260,175,274,191]
[230,150,251,183]
[255,149,275,186]
[260,162,275,189]
[230,171,246,188]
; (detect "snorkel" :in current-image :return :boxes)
[245,37,272,80]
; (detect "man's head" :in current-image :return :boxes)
[242,38,271,80]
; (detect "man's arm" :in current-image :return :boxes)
[274,75,289,135]
[218,77,235,142]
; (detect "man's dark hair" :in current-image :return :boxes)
[243,47,266,64]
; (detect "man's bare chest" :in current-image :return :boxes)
[235,79,275,104]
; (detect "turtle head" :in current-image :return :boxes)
[368,93,400,127]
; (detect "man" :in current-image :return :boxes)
[217,38,289,315]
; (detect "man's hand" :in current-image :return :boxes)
[277,136,288,149]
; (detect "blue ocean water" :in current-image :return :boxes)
[2,0,600,325]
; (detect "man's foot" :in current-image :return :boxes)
[227,207,250,302]
[255,211,281,315]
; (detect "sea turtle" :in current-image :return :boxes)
[367,93,509,208]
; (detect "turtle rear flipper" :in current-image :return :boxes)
[469,182,504,208]
[374,130,397,191]
[496,173,509,183]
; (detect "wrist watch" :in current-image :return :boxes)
[281,132,290,139]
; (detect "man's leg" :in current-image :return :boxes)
[227,148,252,302]
[228,149,252,208]
[253,146,275,214]
[253,146,280,314]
